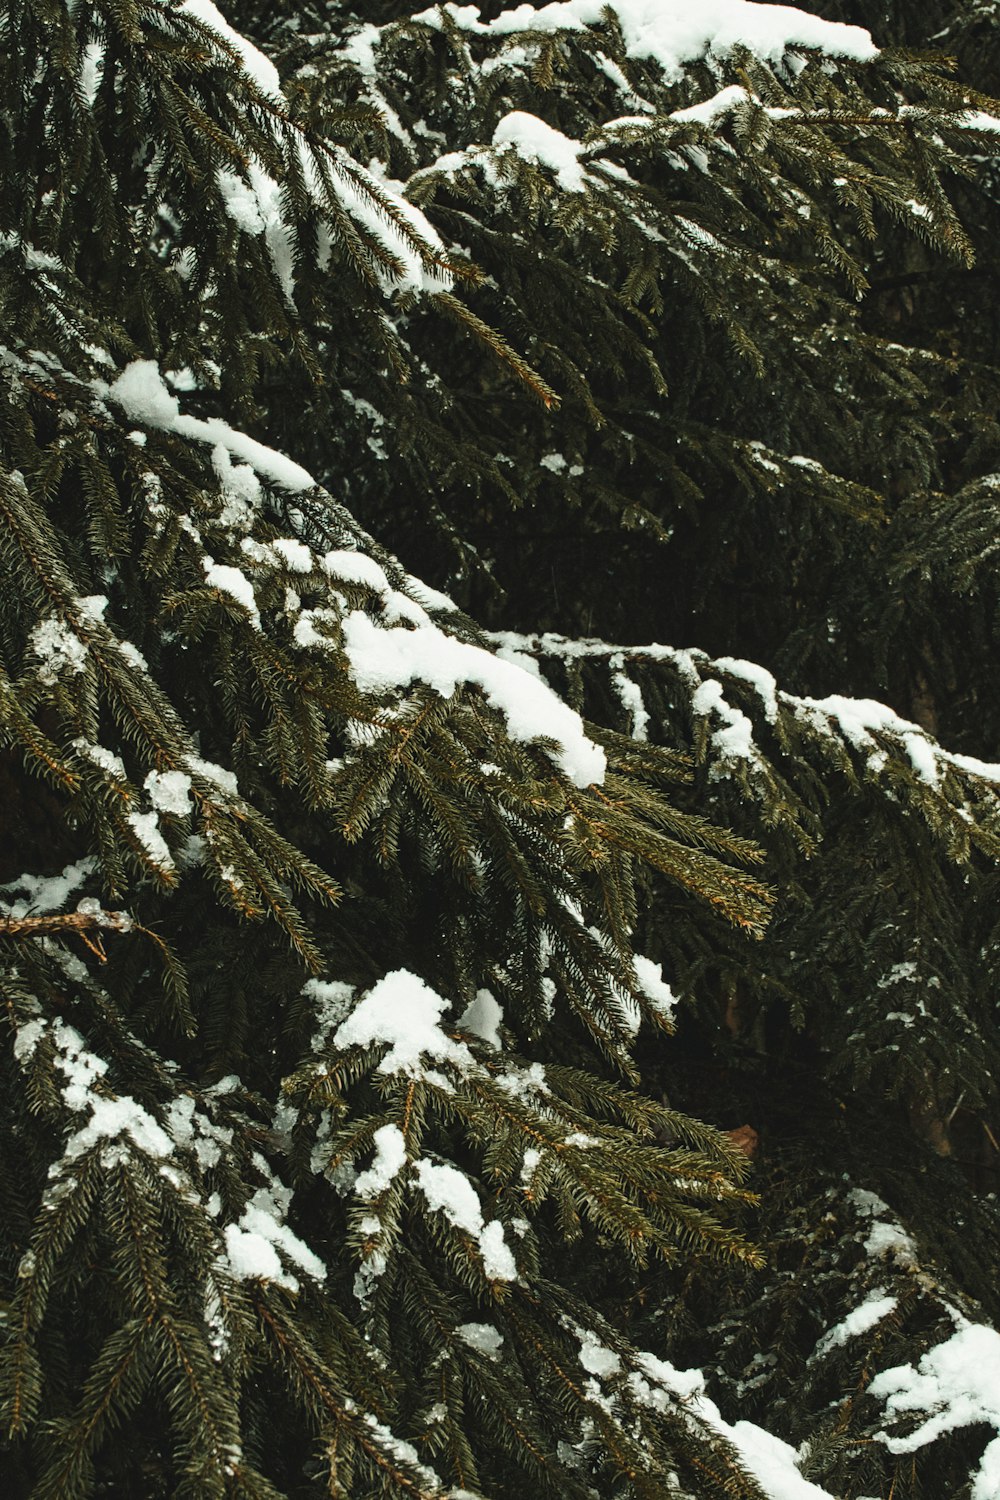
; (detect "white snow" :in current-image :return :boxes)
[457,988,504,1049]
[692,677,756,763]
[185,755,240,797]
[76,593,108,623]
[321,548,392,592]
[610,656,650,740]
[23,1020,176,1175]
[321,154,454,295]
[848,1189,918,1267]
[107,359,181,427]
[203,558,261,628]
[216,171,266,235]
[577,1327,622,1378]
[178,0,283,101]
[628,1349,835,1498]
[64,1094,174,1164]
[79,40,104,107]
[333,969,476,1078]
[270,537,313,573]
[672,83,751,125]
[354,1123,408,1199]
[30,615,88,684]
[165,1094,232,1169]
[144,769,194,817]
[495,632,1000,794]
[493,112,587,191]
[713,656,780,723]
[869,1321,1000,1500]
[456,1322,505,1359]
[340,610,606,787]
[1,857,96,919]
[127,811,175,872]
[959,110,1000,134]
[404,575,458,614]
[797,694,941,785]
[415,1,878,83]
[413,1159,517,1280]
[811,1291,898,1360]
[633,954,677,1022]
[107,360,316,491]
[223,1224,285,1283]
[302,976,356,1048]
[73,739,128,780]
[213,442,264,530]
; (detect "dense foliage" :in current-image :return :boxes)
[4,1,1000,1496]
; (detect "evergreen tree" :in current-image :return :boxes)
[4,2,1000,1499]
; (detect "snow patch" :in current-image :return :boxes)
[415,1,877,84]
[334,970,476,1078]
[340,611,606,787]
[354,1124,408,1199]
[457,988,504,1049]
[493,112,586,191]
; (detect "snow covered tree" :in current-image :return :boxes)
[4,1,1000,1498]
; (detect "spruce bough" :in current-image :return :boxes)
[3,1,1000,1497]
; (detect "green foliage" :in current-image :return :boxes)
[5,1,1000,1497]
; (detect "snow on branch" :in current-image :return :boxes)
[491,629,1000,812]
[412,0,878,82]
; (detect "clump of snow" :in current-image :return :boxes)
[76,594,108,623]
[178,0,283,100]
[145,769,194,817]
[713,656,780,723]
[798,694,941,785]
[848,1188,918,1267]
[321,154,454,296]
[322,548,391,592]
[224,1224,286,1283]
[203,557,261,629]
[64,1094,174,1165]
[1,857,96,919]
[415,0,877,83]
[108,360,181,428]
[216,171,266,235]
[496,1061,550,1101]
[165,1093,233,1170]
[577,1326,623,1378]
[127,810,175,872]
[73,739,127,781]
[610,657,650,741]
[334,970,476,1078]
[493,111,587,190]
[106,359,316,491]
[22,1020,175,1176]
[270,537,313,573]
[79,39,105,107]
[303,977,356,1049]
[340,611,606,787]
[413,1159,517,1280]
[811,1291,898,1360]
[692,677,756,764]
[354,1124,408,1199]
[869,1321,1000,1500]
[224,1182,326,1292]
[30,615,88,684]
[185,755,240,798]
[627,1348,835,1498]
[672,83,752,125]
[633,954,677,1022]
[457,988,504,1049]
[520,1146,542,1187]
[212,442,264,530]
[456,1322,504,1359]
